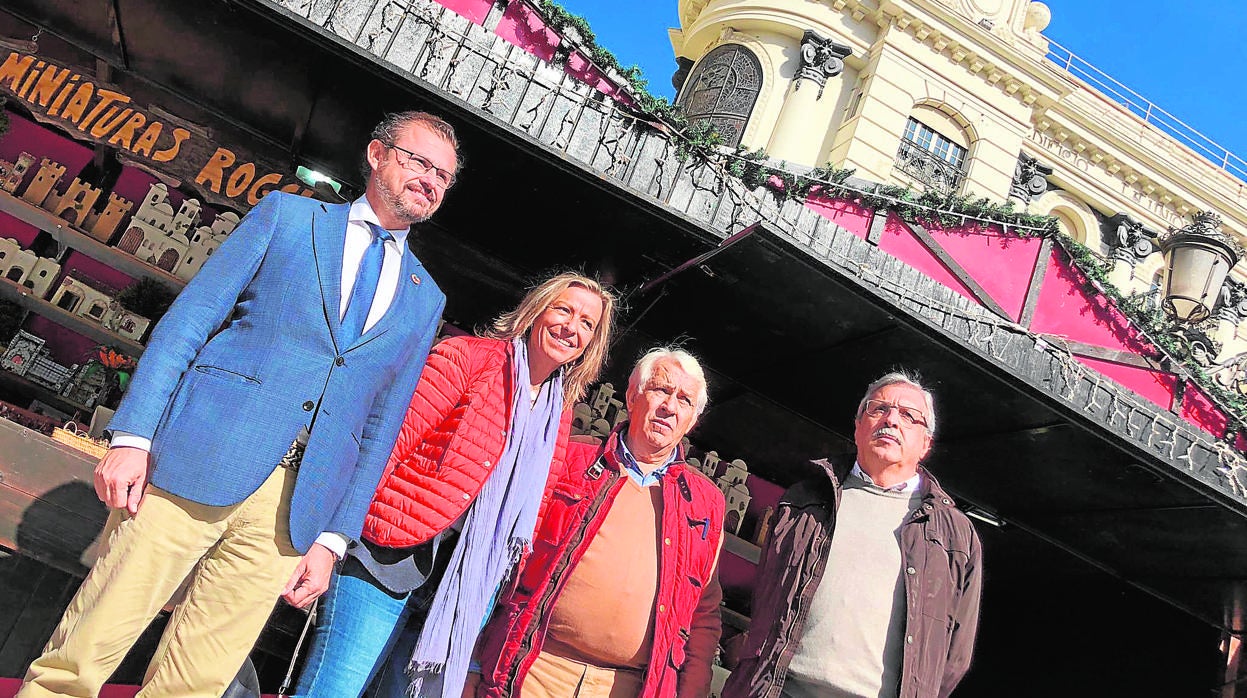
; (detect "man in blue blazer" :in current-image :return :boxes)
[20,111,458,698]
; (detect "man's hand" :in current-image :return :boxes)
[282,542,337,609]
[94,446,152,516]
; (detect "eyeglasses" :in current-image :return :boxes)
[862,399,928,429]
[383,142,456,188]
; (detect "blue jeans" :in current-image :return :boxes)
[293,563,434,698]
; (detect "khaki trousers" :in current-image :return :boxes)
[18,467,302,698]
[521,651,645,698]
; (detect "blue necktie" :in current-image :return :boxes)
[341,224,393,343]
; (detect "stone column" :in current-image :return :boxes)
[767,30,852,164]
[1105,213,1155,290]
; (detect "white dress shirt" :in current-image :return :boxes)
[112,196,409,558]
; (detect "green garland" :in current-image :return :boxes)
[0,97,8,140]
[719,145,1061,235]
[530,0,724,150]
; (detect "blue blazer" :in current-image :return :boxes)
[108,192,445,552]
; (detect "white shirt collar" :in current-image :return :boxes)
[348,196,410,247]
[850,461,921,493]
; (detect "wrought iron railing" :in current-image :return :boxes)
[894,138,966,194]
[1046,39,1247,182]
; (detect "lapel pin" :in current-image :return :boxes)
[410,273,421,286]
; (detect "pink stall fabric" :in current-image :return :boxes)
[0,211,42,247]
[437,0,491,24]
[0,112,94,188]
[1181,382,1229,439]
[496,0,559,61]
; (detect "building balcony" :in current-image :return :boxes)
[894,138,967,194]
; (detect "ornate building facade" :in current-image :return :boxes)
[670,0,1247,354]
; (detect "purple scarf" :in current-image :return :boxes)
[407,337,563,698]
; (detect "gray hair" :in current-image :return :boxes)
[855,370,936,435]
[628,347,709,416]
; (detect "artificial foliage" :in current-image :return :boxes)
[115,277,176,324]
[0,98,8,140]
[719,145,1062,236]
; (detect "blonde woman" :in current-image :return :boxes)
[294,272,616,698]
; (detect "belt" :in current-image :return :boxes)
[278,438,305,471]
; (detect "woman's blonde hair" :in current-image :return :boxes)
[485,272,617,404]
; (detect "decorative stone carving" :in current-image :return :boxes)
[1007,153,1052,203]
[1217,280,1247,325]
[671,57,694,92]
[794,30,852,97]
[1105,212,1156,263]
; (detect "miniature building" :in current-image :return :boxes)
[572,381,629,439]
[21,158,66,207]
[25,353,74,391]
[0,330,46,377]
[62,362,110,408]
[102,305,150,342]
[716,458,752,535]
[84,193,135,243]
[45,178,103,227]
[0,236,62,297]
[0,152,34,193]
[176,210,239,281]
[116,183,210,274]
[49,274,117,323]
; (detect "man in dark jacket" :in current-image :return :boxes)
[723,371,982,698]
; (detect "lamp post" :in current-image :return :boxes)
[1159,211,1241,324]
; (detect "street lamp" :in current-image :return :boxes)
[1159,211,1241,323]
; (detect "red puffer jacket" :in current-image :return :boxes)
[476,429,725,698]
[362,336,573,547]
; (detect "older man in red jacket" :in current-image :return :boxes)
[473,347,725,698]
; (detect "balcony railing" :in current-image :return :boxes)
[1046,39,1247,182]
[894,138,966,194]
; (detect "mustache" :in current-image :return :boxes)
[872,427,901,441]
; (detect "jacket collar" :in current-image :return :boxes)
[601,423,688,474]
[813,458,958,509]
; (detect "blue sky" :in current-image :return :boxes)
[555,0,1247,170]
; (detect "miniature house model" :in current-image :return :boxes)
[717,458,752,535]
[115,183,237,279]
[49,274,117,324]
[0,237,62,297]
[0,152,34,193]
[47,273,151,341]
[116,183,199,273]
[177,211,239,281]
[572,382,629,441]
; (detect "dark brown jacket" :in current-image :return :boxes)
[722,460,982,698]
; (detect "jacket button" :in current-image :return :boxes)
[484,461,491,467]
[335,356,345,366]
[302,401,315,411]
[658,604,666,613]
[664,537,671,546]
[906,567,916,575]
[906,635,913,644]
[942,498,950,505]
[463,493,470,500]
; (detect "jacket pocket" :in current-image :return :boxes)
[667,628,690,669]
[194,364,261,385]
